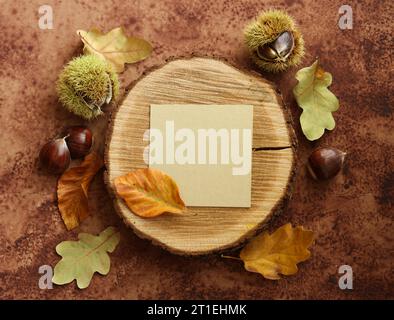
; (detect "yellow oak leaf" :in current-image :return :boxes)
[53,226,120,289]
[57,152,103,230]
[77,27,152,73]
[114,168,186,218]
[240,223,315,280]
[293,59,340,141]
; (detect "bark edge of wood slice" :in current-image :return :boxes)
[105,57,297,255]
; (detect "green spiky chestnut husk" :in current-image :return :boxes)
[244,9,305,73]
[56,55,119,120]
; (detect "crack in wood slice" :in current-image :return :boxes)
[253,146,292,151]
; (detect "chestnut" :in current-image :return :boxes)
[307,147,346,180]
[65,126,93,159]
[257,31,295,62]
[39,138,71,174]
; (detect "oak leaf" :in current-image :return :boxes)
[293,59,340,141]
[77,27,152,73]
[57,152,103,230]
[114,168,186,218]
[52,226,120,289]
[240,223,314,280]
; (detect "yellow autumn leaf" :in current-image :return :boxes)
[77,27,152,73]
[240,223,315,280]
[293,59,340,141]
[114,168,186,218]
[53,226,120,289]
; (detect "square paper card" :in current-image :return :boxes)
[148,104,253,207]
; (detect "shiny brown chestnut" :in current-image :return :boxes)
[65,126,93,159]
[307,147,346,180]
[257,31,295,61]
[39,138,71,174]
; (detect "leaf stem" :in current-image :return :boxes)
[221,254,242,261]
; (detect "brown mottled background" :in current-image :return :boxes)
[0,0,393,300]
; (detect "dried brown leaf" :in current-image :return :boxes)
[57,152,103,230]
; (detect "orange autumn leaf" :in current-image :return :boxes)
[239,223,315,280]
[57,152,103,230]
[114,168,186,218]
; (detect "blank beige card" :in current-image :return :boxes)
[148,104,253,207]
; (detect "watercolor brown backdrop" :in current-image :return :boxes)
[0,0,393,299]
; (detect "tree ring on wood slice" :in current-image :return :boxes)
[104,57,297,255]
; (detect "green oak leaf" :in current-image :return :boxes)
[293,59,340,141]
[52,226,120,289]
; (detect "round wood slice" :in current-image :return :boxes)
[105,57,296,255]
